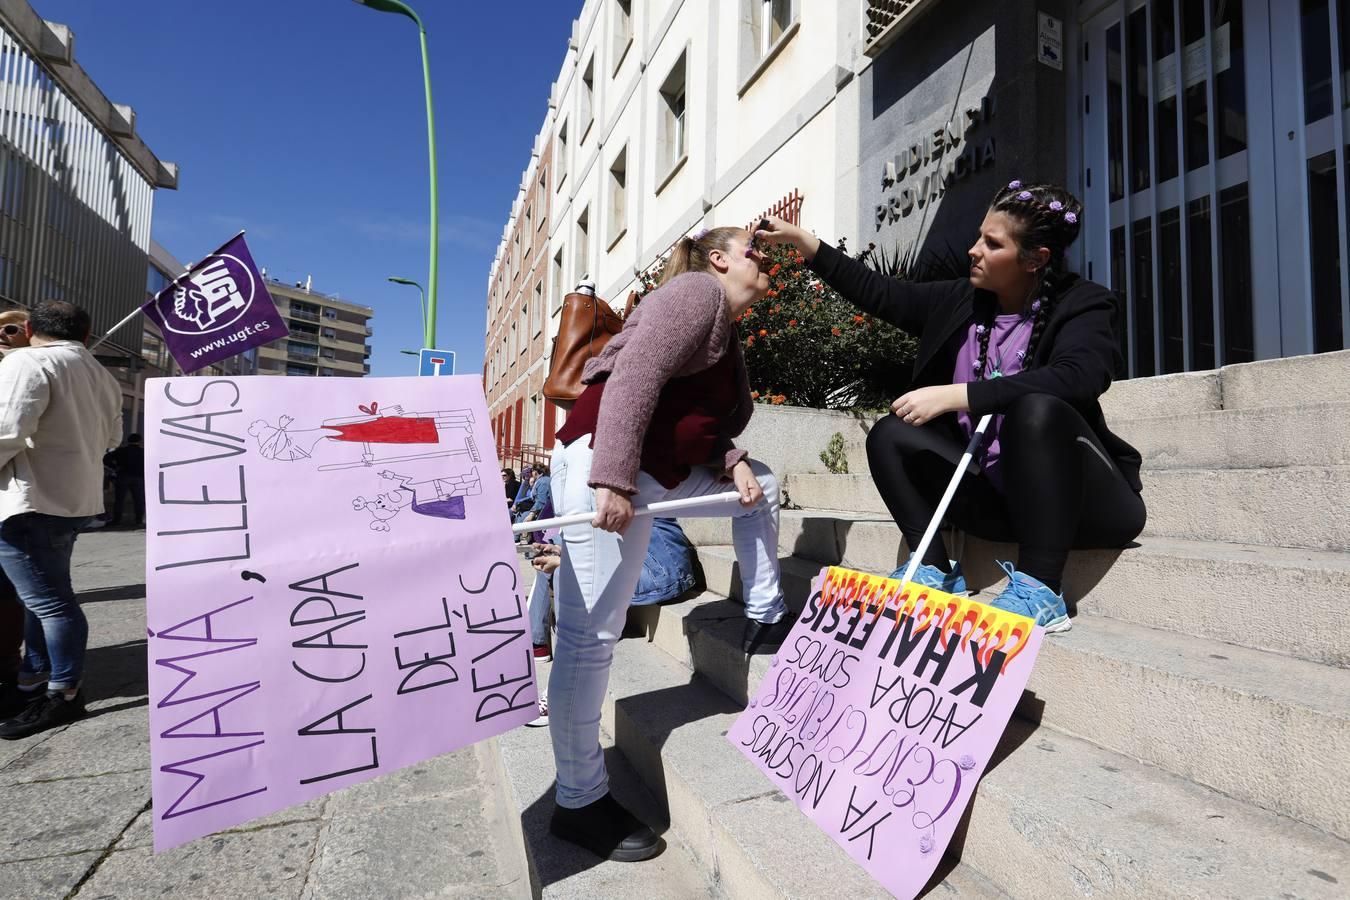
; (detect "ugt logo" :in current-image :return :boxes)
[166,254,255,335]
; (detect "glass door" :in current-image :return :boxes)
[1081,0,1258,378]
[1287,0,1350,353]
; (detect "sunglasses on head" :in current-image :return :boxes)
[1,324,21,336]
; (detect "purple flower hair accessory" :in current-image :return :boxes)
[1007,179,1022,190]
[1049,201,1063,211]
[975,324,987,335]
[692,228,710,241]
[1065,211,1078,225]
[918,835,935,855]
[958,754,977,771]
[971,361,982,373]
[1018,191,1033,201]
[1031,298,1043,313]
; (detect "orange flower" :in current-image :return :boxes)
[771,394,786,405]
[750,390,760,399]
[769,263,781,277]
[775,281,785,291]
[746,307,754,316]
[788,318,797,327]
[770,306,780,314]
[759,329,768,336]
[853,315,865,324]
[813,283,823,292]
[766,290,778,298]
[831,326,841,336]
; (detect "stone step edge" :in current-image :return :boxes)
[658,566,1350,836]
[679,516,1350,667]
[606,623,1350,900]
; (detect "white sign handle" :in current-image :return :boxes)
[511,490,742,534]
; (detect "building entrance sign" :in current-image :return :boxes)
[875,97,997,225]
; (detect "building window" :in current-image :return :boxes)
[512,232,521,277]
[519,307,528,355]
[524,204,532,240]
[608,146,627,247]
[580,56,595,140]
[740,0,797,89]
[556,119,569,189]
[323,308,338,320]
[658,54,688,187]
[613,0,633,74]
[533,282,544,335]
[552,247,565,312]
[575,206,590,282]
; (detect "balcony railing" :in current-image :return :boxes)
[286,350,319,362]
[289,308,320,323]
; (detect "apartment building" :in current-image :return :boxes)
[484,0,864,457]
[258,279,373,377]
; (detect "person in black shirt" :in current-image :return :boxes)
[756,182,1145,632]
[105,434,144,528]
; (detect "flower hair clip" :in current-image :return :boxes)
[692,228,710,241]
[1008,180,1022,190]
[1064,212,1078,225]
[1017,191,1033,201]
[1049,201,1063,211]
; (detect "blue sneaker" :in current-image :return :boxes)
[989,561,1071,633]
[887,555,969,595]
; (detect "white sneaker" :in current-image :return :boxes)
[525,694,549,728]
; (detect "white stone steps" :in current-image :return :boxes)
[609,610,1350,899]
[838,401,1350,474]
[781,466,1350,551]
[679,512,1350,667]
[684,549,1350,837]
[494,661,717,899]
[603,629,1015,899]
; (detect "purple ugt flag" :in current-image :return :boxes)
[143,232,287,373]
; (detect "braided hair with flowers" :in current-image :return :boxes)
[972,181,1083,380]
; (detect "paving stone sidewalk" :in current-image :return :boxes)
[0,528,531,899]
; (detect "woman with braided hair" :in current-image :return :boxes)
[756,182,1145,631]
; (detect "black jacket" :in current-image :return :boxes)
[810,242,1143,492]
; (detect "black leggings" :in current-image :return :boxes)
[865,393,1146,589]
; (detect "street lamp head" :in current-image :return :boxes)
[387,276,421,287]
[351,0,422,25]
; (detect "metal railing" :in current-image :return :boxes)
[496,442,551,471]
[288,308,320,323]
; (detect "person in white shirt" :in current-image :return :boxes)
[0,301,122,739]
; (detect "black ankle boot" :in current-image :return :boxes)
[742,617,794,654]
[549,793,661,862]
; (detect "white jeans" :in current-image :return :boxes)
[548,437,786,808]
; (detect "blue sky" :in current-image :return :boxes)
[38,0,578,376]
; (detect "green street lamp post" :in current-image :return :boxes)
[353,0,439,347]
[387,276,428,347]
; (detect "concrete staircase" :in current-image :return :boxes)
[500,349,1350,898]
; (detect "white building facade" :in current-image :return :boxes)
[485,0,871,456]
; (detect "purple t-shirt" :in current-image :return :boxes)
[953,312,1035,492]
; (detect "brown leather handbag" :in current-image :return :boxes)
[542,290,640,407]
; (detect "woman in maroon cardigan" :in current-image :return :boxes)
[547,226,788,862]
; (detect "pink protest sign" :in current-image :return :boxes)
[144,375,537,852]
[727,566,1043,899]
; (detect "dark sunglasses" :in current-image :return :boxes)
[1,324,21,336]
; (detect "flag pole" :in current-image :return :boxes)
[88,305,148,352]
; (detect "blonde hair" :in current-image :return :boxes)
[659,226,747,286]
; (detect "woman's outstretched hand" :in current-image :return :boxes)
[891,384,971,426]
[755,216,821,262]
[593,487,635,533]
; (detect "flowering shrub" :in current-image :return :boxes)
[637,238,950,410]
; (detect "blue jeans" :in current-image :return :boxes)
[528,565,552,646]
[631,518,696,605]
[0,514,89,691]
[548,439,786,808]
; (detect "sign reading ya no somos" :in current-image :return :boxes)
[729,566,1043,899]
